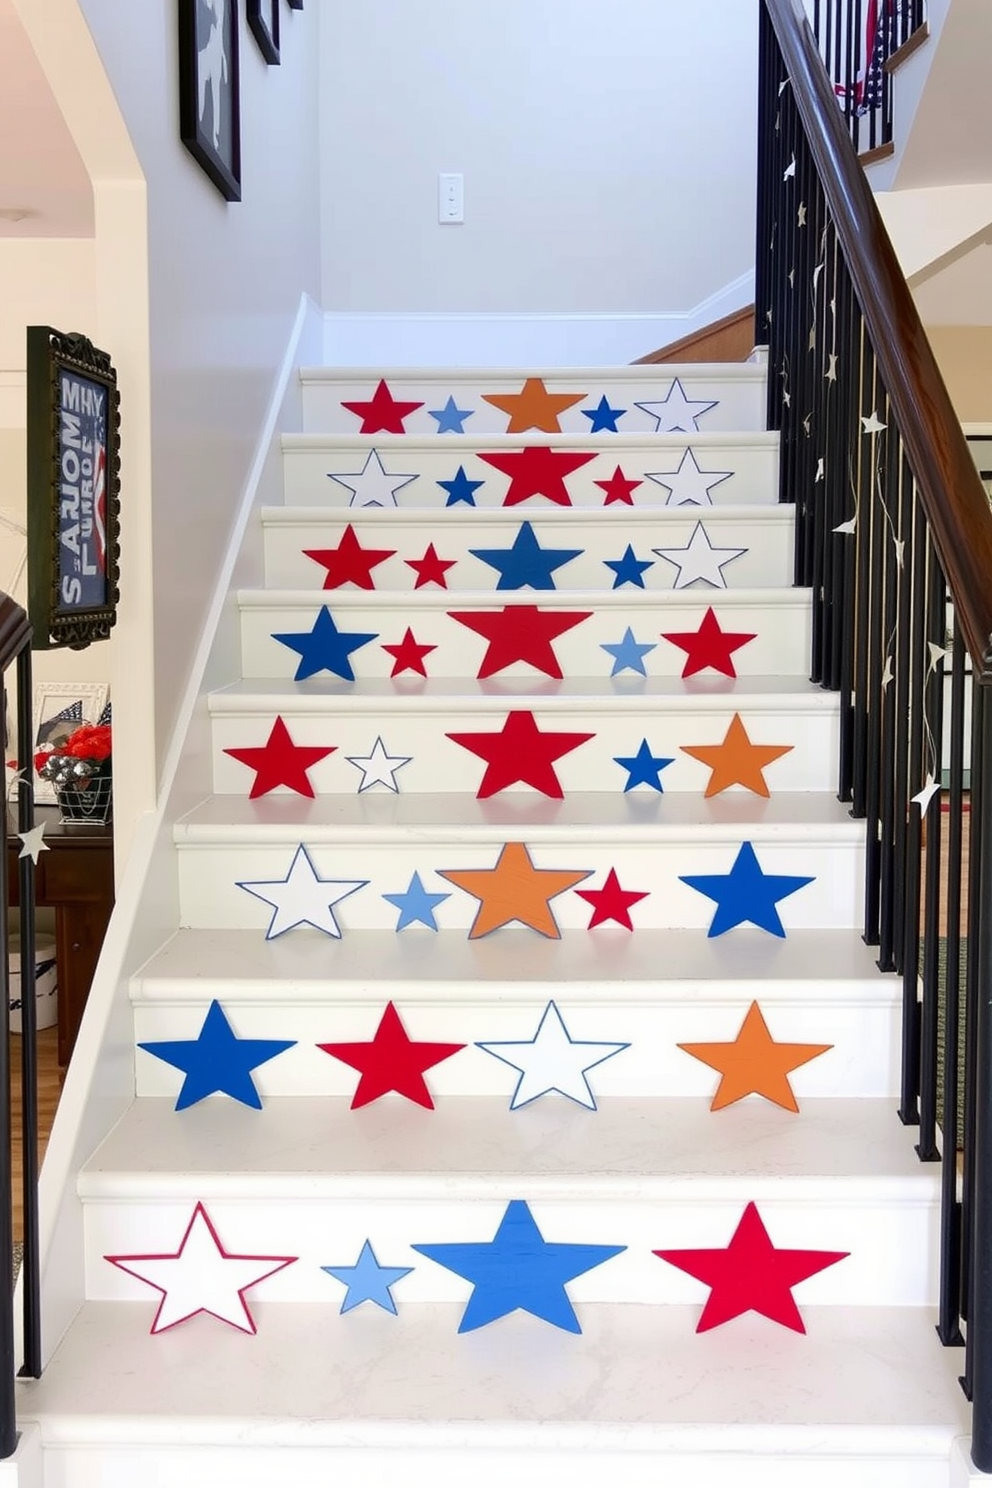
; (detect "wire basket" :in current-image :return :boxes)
[56,775,113,825]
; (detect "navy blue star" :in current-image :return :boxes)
[471,521,582,591]
[138,1000,295,1111]
[582,395,626,433]
[272,607,378,681]
[412,1199,625,1333]
[429,396,474,434]
[614,739,675,792]
[680,841,814,937]
[603,544,654,589]
[438,466,484,506]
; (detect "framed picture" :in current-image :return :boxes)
[286,0,303,10]
[32,683,109,804]
[178,0,241,201]
[248,0,280,62]
[26,327,121,651]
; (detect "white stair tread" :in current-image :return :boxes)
[239,584,805,609]
[298,361,769,382]
[263,501,793,527]
[282,430,778,453]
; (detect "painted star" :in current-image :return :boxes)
[678,1001,832,1111]
[412,1199,625,1333]
[17,821,49,864]
[224,716,335,799]
[341,378,423,434]
[237,843,368,938]
[405,543,456,588]
[613,739,675,793]
[448,605,591,679]
[471,521,582,590]
[382,871,451,931]
[476,1000,629,1110]
[594,465,642,505]
[322,1240,413,1315]
[447,710,593,798]
[912,773,941,813]
[582,396,626,433]
[481,378,587,433]
[652,522,746,590]
[381,628,435,677]
[303,524,395,590]
[438,842,592,939]
[661,607,756,678]
[318,1001,464,1109]
[575,867,650,929]
[603,544,654,589]
[681,713,793,797]
[477,446,596,506]
[137,1000,295,1110]
[429,395,474,434]
[861,411,887,435]
[438,465,484,506]
[272,607,378,681]
[105,1203,296,1335]
[601,627,656,677]
[645,448,732,506]
[654,1201,848,1333]
[345,736,412,792]
[635,378,717,433]
[680,841,814,937]
[328,449,418,508]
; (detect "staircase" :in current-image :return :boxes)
[18,363,972,1486]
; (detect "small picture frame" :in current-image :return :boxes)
[26,327,121,651]
[32,683,109,804]
[178,0,241,201]
[248,0,280,63]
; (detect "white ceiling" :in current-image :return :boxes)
[0,0,93,237]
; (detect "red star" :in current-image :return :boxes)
[317,1001,464,1108]
[340,378,423,434]
[303,524,396,590]
[594,465,642,505]
[405,543,456,589]
[447,605,591,679]
[477,446,596,506]
[575,867,649,929]
[382,627,436,677]
[654,1201,848,1333]
[223,716,335,799]
[661,606,757,679]
[447,710,593,798]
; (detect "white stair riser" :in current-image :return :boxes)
[281,435,780,508]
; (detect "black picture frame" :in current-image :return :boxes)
[286,0,303,10]
[178,0,242,202]
[248,0,280,62]
[25,328,122,652]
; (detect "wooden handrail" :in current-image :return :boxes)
[765,0,992,681]
[0,593,30,672]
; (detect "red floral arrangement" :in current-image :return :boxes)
[35,722,112,793]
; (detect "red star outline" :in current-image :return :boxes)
[317,1001,465,1108]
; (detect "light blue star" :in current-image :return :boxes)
[382,871,451,930]
[601,627,657,677]
[603,544,654,590]
[322,1240,413,1315]
[614,739,675,792]
[429,396,474,434]
[438,466,484,506]
[582,395,626,433]
[138,1001,295,1111]
[680,840,814,937]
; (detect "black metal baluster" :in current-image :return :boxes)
[0,674,16,1457]
[962,668,985,1399]
[15,647,41,1379]
[966,685,992,1465]
[915,529,943,1158]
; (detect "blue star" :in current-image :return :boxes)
[581,395,626,433]
[603,544,654,589]
[272,607,378,681]
[383,871,451,930]
[438,465,484,506]
[412,1199,625,1333]
[322,1240,413,1315]
[680,840,815,938]
[471,521,582,590]
[138,1000,295,1111]
[601,627,657,677]
[429,396,474,434]
[614,739,675,792]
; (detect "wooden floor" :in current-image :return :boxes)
[9,1027,60,1245]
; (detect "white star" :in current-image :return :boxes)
[17,822,49,864]
[345,736,412,793]
[106,1203,295,1334]
[911,773,941,814]
[327,449,417,508]
[802,413,812,437]
[788,268,795,288]
[476,1001,628,1111]
[927,641,953,675]
[815,458,825,482]
[809,325,817,351]
[798,202,807,227]
[644,447,731,507]
[881,657,894,691]
[861,411,887,435]
[652,521,746,590]
[634,377,717,434]
[784,154,796,181]
[813,263,823,294]
[778,78,790,97]
[826,354,838,382]
[834,516,857,534]
[894,538,905,569]
[237,844,367,939]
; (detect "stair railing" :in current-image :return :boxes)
[0,591,42,1456]
[757,0,992,1468]
[808,0,927,155]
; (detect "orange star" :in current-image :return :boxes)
[678,1002,832,1112]
[481,378,587,433]
[438,842,591,940]
[681,713,793,797]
